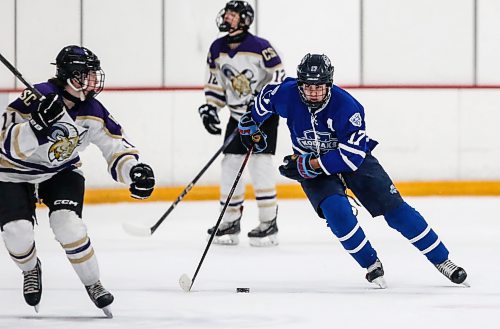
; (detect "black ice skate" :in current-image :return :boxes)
[23,258,42,312]
[85,280,114,318]
[247,218,279,247]
[366,259,387,289]
[435,259,468,286]
[207,219,241,245]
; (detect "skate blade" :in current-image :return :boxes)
[371,277,387,289]
[34,304,40,313]
[102,306,113,318]
[461,280,471,288]
[210,234,239,245]
[249,234,279,247]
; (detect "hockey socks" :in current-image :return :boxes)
[320,194,378,268]
[384,202,449,264]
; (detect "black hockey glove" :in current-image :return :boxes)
[198,104,221,135]
[129,163,155,199]
[29,93,66,135]
[279,153,322,182]
[238,112,267,153]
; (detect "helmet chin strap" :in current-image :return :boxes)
[227,30,248,44]
[66,78,87,102]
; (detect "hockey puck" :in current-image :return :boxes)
[236,288,250,293]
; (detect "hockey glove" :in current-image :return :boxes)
[29,93,66,135]
[198,104,221,135]
[129,163,155,199]
[279,153,322,182]
[238,112,267,153]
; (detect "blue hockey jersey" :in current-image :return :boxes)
[252,77,378,175]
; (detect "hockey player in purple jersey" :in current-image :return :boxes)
[0,45,155,316]
[238,53,467,288]
[198,1,286,246]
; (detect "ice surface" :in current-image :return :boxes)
[1,197,499,328]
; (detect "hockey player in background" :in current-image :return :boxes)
[0,45,155,316]
[198,1,286,246]
[239,53,468,288]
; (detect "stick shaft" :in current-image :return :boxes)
[0,52,43,99]
[149,127,240,234]
[189,145,253,290]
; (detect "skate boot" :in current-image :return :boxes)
[207,219,241,245]
[366,259,387,289]
[85,280,114,318]
[435,259,468,286]
[247,218,279,247]
[23,258,42,312]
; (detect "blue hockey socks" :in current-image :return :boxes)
[384,202,449,264]
[320,194,378,268]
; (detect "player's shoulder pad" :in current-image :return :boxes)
[248,34,281,66]
[8,81,60,115]
[260,78,296,100]
[76,99,123,137]
[331,85,365,127]
[34,81,60,96]
[207,37,226,66]
[248,34,272,50]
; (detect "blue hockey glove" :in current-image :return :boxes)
[29,93,66,135]
[129,163,155,199]
[238,112,267,153]
[279,153,322,182]
[198,104,221,135]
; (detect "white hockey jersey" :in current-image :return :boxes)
[204,32,286,120]
[0,82,140,184]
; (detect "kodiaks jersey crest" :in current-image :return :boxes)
[297,130,338,154]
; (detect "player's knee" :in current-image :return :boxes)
[2,219,34,252]
[222,154,245,171]
[383,201,410,230]
[320,194,357,235]
[49,210,87,245]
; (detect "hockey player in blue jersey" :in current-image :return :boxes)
[238,53,467,288]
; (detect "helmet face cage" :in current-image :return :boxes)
[216,1,254,33]
[54,45,105,98]
[296,53,334,110]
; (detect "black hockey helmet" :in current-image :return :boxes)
[216,1,254,33]
[52,45,105,98]
[297,53,334,110]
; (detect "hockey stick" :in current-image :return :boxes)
[0,52,43,99]
[179,145,253,292]
[122,127,240,237]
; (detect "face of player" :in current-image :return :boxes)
[64,70,104,103]
[302,84,328,103]
[224,10,241,33]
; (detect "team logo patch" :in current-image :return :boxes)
[297,130,338,153]
[48,122,87,162]
[221,64,256,97]
[390,184,398,194]
[349,113,362,127]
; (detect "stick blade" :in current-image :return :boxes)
[122,221,152,237]
[179,273,192,292]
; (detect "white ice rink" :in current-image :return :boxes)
[0,197,499,329]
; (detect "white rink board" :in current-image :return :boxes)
[0,197,499,328]
[4,88,500,188]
